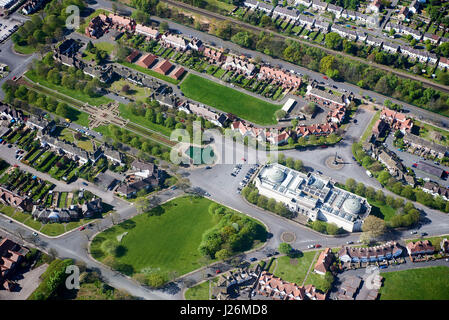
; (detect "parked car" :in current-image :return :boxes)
[412,163,418,168]
[82,182,88,186]
[379,265,388,269]
[410,230,417,234]
[307,244,314,249]
[215,269,221,274]
[250,257,257,262]
[32,232,38,236]
[346,241,353,244]
[323,76,328,80]
[315,244,322,248]
[205,166,211,169]
[79,226,85,231]
[421,232,427,237]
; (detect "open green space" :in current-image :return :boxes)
[90,196,265,278]
[91,196,220,276]
[268,252,316,285]
[180,74,281,125]
[379,266,449,300]
[368,199,397,222]
[13,43,36,55]
[25,71,113,106]
[110,79,150,101]
[184,280,211,300]
[414,120,449,147]
[120,61,180,85]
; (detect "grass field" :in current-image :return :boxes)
[180,74,281,125]
[368,199,397,222]
[25,71,113,106]
[90,196,264,277]
[110,79,151,101]
[91,196,220,276]
[379,266,449,300]
[13,43,36,55]
[184,280,211,300]
[268,252,316,285]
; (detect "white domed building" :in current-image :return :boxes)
[254,163,371,232]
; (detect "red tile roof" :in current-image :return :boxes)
[154,59,173,75]
[136,54,157,68]
[170,66,185,79]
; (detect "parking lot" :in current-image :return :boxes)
[0,18,21,44]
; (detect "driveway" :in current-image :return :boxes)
[0,263,48,300]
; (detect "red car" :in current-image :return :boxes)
[412,163,418,168]
[215,269,221,274]
[323,76,328,80]
[315,244,322,248]
[79,226,85,231]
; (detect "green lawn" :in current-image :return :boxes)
[379,266,449,300]
[184,280,210,300]
[110,79,151,101]
[368,199,397,222]
[91,196,263,277]
[120,61,180,85]
[25,71,112,106]
[180,74,281,125]
[13,43,36,55]
[268,252,316,285]
[91,196,219,276]
[40,223,66,237]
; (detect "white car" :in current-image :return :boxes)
[307,244,314,249]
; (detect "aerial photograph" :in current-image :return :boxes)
[0,0,446,311]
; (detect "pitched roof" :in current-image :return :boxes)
[136,54,157,68]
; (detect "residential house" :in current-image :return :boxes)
[188,103,228,127]
[135,24,159,39]
[243,0,259,9]
[406,240,435,256]
[398,6,409,20]
[223,56,256,76]
[438,57,449,70]
[295,0,312,7]
[273,6,300,21]
[102,146,123,166]
[314,248,333,275]
[40,134,95,165]
[330,24,357,41]
[306,86,347,108]
[258,66,302,88]
[26,116,55,134]
[188,38,204,51]
[0,105,23,122]
[295,123,337,137]
[258,2,274,14]
[161,33,189,51]
[266,130,291,146]
[257,271,325,300]
[380,108,413,133]
[427,52,438,65]
[298,14,316,29]
[328,105,346,124]
[403,133,448,159]
[203,47,225,63]
[409,0,420,14]
[81,198,102,218]
[368,0,381,13]
[0,238,28,290]
[382,41,400,54]
[372,119,389,138]
[314,19,329,32]
[377,150,405,178]
[423,32,439,44]
[0,187,33,212]
[116,177,157,198]
[366,35,383,47]
[327,4,343,17]
[311,0,327,11]
[338,241,403,263]
[107,13,136,32]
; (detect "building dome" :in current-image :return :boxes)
[343,198,361,215]
[265,166,285,183]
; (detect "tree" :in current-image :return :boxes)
[215,248,232,261]
[362,215,387,239]
[159,22,169,33]
[275,109,287,119]
[303,102,316,115]
[293,159,303,171]
[326,223,340,235]
[278,242,292,255]
[324,32,343,50]
[147,273,165,288]
[345,178,356,192]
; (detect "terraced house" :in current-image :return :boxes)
[338,241,403,263]
[258,66,302,88]
[223,56,256,76]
